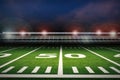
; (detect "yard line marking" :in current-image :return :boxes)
[58,46,63,76]
[85,66,95,73]
[1,74,120,78]
[17,66,28,73]
[1,66,14,73]
[31,66,40,73]
[0,47,40,69]
[110,67,120,73]
[83,47,120,67]
[0,48,18,53]
[105,47,120,52]
[45,66,52,73]
[98,67,109,73]
[72,66,79,73]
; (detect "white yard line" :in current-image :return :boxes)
[105,47,120,52]
[0,74,120,78]
[17,66,28,73]
[58,46,63,76]
[85,66,95,73]
[0,47,40,69]
[98,67,109,73]
[83,47,120,67]
[72,66,79,73]
[1,66,15,73]
[31,66,40,73]
[0,48,18,53]
[110,67,120,73]
[45,66,52,73]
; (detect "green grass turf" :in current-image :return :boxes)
[87,47,120,64]
[0,47,35,65]
[0,46,59,74]
[0,46,120,75]
[63,47,120,74]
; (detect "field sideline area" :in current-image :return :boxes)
[0,45,120,79]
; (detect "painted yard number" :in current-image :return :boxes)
[114,54,120,58]
[36,53,86,58]
[0,53,12,58]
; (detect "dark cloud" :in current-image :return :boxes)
[57,0,120,24]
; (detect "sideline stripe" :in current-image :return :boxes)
[0,47,40,69]
[110,67,120,73]
[17,66,28,73]
[45,66,52,73]
[31,66,40,73]
[85,66,95,73]
[0,74,120,78]
[83,47,120,67]
[1,66,14,73]
[105,47,120,52]
[72,66,79,73]
[98,67,109,73]
[58,46,63,76]
[0,48,17,53]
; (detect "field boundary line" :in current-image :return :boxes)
[0,47,40,69]
[58,46,63,76]
[0,74,120,78]
[83,47,120,67]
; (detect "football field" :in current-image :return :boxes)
[0,45,120,78]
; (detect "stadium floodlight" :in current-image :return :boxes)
[96,30,102,36]
[41,30,47,36]
[19,31,26,37]
[109,31,116,37]
[72,30,78,35]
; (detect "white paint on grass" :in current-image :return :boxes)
[110,67,120,73]
[105,47,120,52]
[0,47,40,69]
[31,66,40,73]
[85,66,95,73]
[83,47,120,67]
[0,48,17,53]
[58,46,63,76]
[98,67,109,73]
[72,66,79,73]
[45,66,52,73]
[1,66,14,73]
[17,66,28,73]
[0,74,120,78]
[65,54,86,58]
[0,53,12,58]
[114,54,120,58]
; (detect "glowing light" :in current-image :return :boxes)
[96,30,102,36]
[72,30,78,35]
[109,31,116,37]
[20,31,26,37]
[41,30,47,35]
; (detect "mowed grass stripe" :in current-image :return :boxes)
[0,47,40,69]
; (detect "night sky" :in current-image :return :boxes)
[0,0,120,32]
